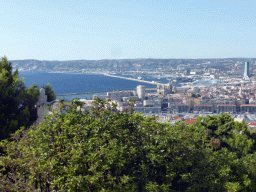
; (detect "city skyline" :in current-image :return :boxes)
[1,0,256,61]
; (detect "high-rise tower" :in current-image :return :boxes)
[137,85,145,99]
[244,61,249,79]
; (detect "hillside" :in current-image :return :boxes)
[10,58,256,72]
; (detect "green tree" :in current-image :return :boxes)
[0,56,56,141]
[41,83,56,102]
[191,93,200,98]
[0,56,40,140]
[1,99,256,191]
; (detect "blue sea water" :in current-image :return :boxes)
[19,71,157,100]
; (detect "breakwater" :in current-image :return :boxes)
[104,74,162,85]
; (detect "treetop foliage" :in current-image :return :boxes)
[0,56,56,141]
[1,98,256,191]
[41,83,56,102]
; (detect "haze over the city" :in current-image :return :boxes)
[1,0,256,60]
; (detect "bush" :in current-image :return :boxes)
[1,99,256,191]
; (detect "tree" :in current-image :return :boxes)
[1,99,256,191]
[191,93,200,98]
[0,56,40,140]
[0,56,57,141]
[41,83,56,102]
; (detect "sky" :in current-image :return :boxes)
[1,0,256,60]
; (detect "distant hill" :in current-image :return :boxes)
[10,58,256,72]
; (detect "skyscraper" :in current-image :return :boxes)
[244,61,249,79]
[137,85,145,99]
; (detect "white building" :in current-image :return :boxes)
[137,85,145,99]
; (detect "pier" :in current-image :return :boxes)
[104,74,162,85]
[56,74,163,97]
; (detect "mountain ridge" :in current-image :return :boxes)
[10,58,256,72]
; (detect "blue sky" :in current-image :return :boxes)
[1,0,256,60]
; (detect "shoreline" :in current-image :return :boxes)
[47,71,163,85]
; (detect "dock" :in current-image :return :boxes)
[104,74,162,85]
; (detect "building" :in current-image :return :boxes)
[143,99,162,107]
[137,85,145,99]
[244,61,249,79]
[217,104,236,113]
[107,91,135,101]
[168,97,183,105]
[169,103,189,113]
[157,83,172,95]
[240,104,256,113]
[36,88,51,123]
[122,96,139,102]
[133,107,161,113]
[194,104,213,113]
[185,118,197,125]
[247,122,256,131]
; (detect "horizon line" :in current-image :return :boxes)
[7,57,256,62]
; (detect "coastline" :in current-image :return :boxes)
[19,71,158,100]
[47,71,163,85]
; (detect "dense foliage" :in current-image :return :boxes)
[1,98,256,191]
[0,56,56,140]
[41,83,56,102]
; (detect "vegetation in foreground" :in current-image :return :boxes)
[0,56,56,141]
[1,98,256,191]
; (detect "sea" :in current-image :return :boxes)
[19,71,165,101]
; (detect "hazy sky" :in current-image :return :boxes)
[1,0,256,60]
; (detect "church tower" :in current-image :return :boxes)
[37,88,49,124]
